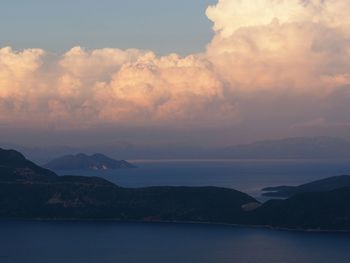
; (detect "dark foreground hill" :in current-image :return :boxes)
[262,175,350,198]
[2,147,350,231]
[44,153,135,171]
[0,148,256,224]
[254,187,350,230]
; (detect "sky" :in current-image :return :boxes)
[0,0,215,55]
[1,0,350,148]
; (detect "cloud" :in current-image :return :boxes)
[203,0,350,140]
[0,46,236,127]
[0,47,46,117]
[1,0,350,141]
[206,0,350,94]
[206,0,350,38]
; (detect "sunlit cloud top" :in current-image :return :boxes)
[1,0,350,144]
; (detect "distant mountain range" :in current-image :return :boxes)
[221,137,350,159]
[3,136,350,163]
[2,147,350,230]
[44,153,135,171]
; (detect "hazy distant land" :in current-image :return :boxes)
[3,136,350,164]
[44,153,135,171]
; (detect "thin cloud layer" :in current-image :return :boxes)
[1,0,350,137]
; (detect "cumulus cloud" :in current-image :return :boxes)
[206,0,350,95]
[0,47,46,117]
[0,46,235,127]
[206,0,350,37]
[1,0,350,138]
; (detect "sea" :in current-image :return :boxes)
[58,158,350,200]
[2,159,350,263]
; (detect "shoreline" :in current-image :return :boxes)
[1,217,350,234]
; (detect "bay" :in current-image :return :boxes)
[57,159,350,200]
[1,220,350,263]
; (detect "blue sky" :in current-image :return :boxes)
[1,0,215,55]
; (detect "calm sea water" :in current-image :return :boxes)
[3,160,350,262]
[1,220,350,263]
[57,159,350,200]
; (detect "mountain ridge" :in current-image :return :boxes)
[262,175,350,198]
[0,147,257,224]
[2,147,350,231]
[221,136,350,159]
[3,136,350,162]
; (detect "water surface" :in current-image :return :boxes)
[1,220,350,263]
[57,159,350,200]
[5,160,350,262]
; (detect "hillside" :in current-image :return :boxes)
[3,147,350,231]
[0,148,256,224]
[262,175,350,198]
[254,187,350,230]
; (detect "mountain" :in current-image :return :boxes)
[0,148,57,182]
[3,147,350,231]
[44,153,136,171]
[254,187,350,230]
[262,175,350,198]
[4,136,350,162]
[0,148,257,223]
[221,136,350,159]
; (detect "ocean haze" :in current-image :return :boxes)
[3,136,350,164]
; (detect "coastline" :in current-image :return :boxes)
[1,217,350,234]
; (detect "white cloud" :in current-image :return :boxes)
[1,0,350,138]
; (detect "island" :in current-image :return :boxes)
[2,147,350,231]
[0,148,257,224]
[44,153,136,171]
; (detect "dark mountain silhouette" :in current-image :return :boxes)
[0,148,256,224]
[254,186,350,230]
[2,147,350,231]
[0,148,56,182]
[44,153,135,171]
[262,175,350,198]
